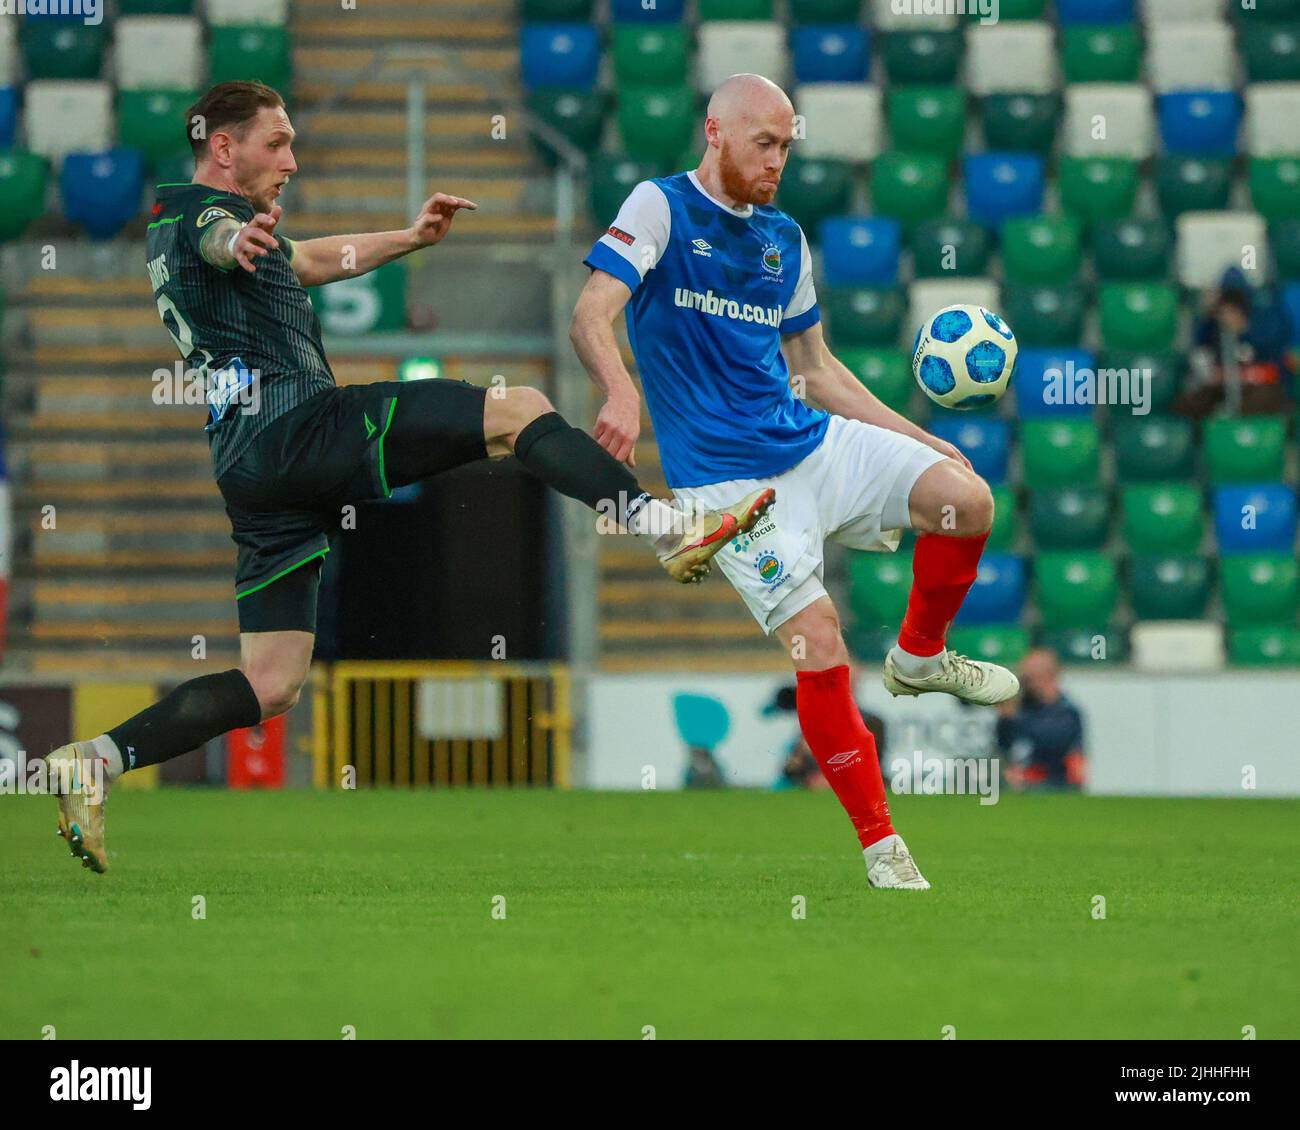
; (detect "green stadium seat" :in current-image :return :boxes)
[617,86,695,165]
[1273,218,1300,278]
[0,151,49,241]
[870,152,949,228]
[910,218,993,278]
[790,0,860,19]
[521,0,594,18]
[848,551,913,627]
[1035,552,1119,631]
[1058,157,1140,226]
[1091,218,1173,281]
[153,152,195,186]
[1028,487,1110,550]
[1002,285,1087,347]
[947,626,1031,666]
[612,25,690,87]
[1249,157,1300,221]
[1111,413,1195,481]
[528,91,606,164]
[1231,0,1300,21]
[1001,216,1083,285]
[840,348,914,413]
[980,94,1061,154]
[987,484,1019,552]
[1121,483,1204,553]
[824,286,906,347]
[118,0,195,11]
[1021,420,1101,487]
[880,30,964,85]
[1229,626,1300,665]
[1099,283,1179,351]
[1156,156,1233,218]
[590,155,664,224]
[887,87,967,160]
[778,154,854,233]
[1100,350,1185,416]
[1061,24,1143,84]
[967,0,1044,16]
[1221,553,1299,626]
[699,0,773,16]
[208,26,292,91]
[1040,624,1128,664]
[21,20,106,79]
[1205,415,1288,484]
[1241,22,1300,81]
[117,90,197,167]
[1130,555,1213,620]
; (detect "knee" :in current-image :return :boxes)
[243,668,305,720]
[789,610,848,668]
[949,475,994,537]
[489,385,554,446]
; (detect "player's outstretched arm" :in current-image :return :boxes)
[570,268,642,467]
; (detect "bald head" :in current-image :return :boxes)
[697,74,795,208]
[706,73,794,127]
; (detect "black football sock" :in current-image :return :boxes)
[106,669,262,773]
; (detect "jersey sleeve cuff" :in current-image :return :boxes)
[780,303,821,336]
[584,243,642,295]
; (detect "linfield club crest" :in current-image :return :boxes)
[760,243,782,277]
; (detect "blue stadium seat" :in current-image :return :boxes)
[1282,283,1300,346]
[1011,348,1096,418]
[1158,92,1240,157]
[928,416,1011,485]
[817,216,901,286]
[963,153,1045,228]
[0,88,15,149]
[520,25,601,90]
[1214,485,1297,553]
[611,0,684,22]
[1056,0,1134,23]
[792,26,870,84]
[61,149,144,239]
[953,553,1027,625]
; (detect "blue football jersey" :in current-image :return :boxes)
[584,170,829,489]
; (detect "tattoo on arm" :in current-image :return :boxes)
[198,218,242,270]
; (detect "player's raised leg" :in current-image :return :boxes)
[882,459,1020,705]
[774,597,930,891]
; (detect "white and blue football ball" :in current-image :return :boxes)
[911,304,1017,410]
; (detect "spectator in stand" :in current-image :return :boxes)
[996,648,1086,791]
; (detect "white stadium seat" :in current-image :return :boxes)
[908,279,999,342]
[1142,0,1225,23]
[1149,23,1235,93]
[794,83,882,163]
[1246,84,1300,158]
[966,23,1058,96]
[1176,212,1268,290]
[23,80,113,166]
[870,0,959,31]
[697,22,788,94]
[205,0,290,26]
[0,18,17,87]
[115,17,203,92]
[1062,84,1155,159]
[1131,622,1225,673]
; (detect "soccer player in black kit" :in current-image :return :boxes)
[43,81,773,873]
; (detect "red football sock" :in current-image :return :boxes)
[897,530,989,657]
[795,665,894,849]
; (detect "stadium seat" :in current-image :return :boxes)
[1041,624,1128,664]
[777,154,854,232]
[1062,84,1154,159]
[1129,554,1213,620]
[1274,218,1300,278]
[966,23,1057,95]
[1142,0,1223,20]
[963,154,1045,228]
[1249,157,1300,221]
[1001,216,1084,285]
[1156,155,1234,217]
[796,83,882,161]
[520,25,600,90]
[699,0,773,16]
[790,0,858,20]
[1214,484,1297,552]
[818,217,901,286]
[697,22,787,92]
[529,90,606,163]
[1122,483,1204,553]
[847,551,913,626]
[870,151,949,228]
[1111,413,1196,481]
[980,93,1062,154]
[1022,420,1101,486]
[1002,284,1087,347]
[946,625,1031,666]
[1241,22,1300,83]
[117,89,197,168]
[909,217,993,278]
[1130,622,1225,672]
[0,151,49,240]
[522,0,595,19]
[1205,415,1288,484]
[21,19,106,79]
[1099,283,1180,350]
[953,553,1028,625]
[987,485,1020,551]
[589,156,663,223]
[823,286,905,346]
[869,0,959,31]
[1061,25,1142,83]
[205,0,289,23]
[61,149,144,239]
[0,88,14,149]
[1149,24,1235,93]
[1229,626,1300,665]
[1012,348,1097,418]
[969,0,1046,18]
[928,417,1011,485]
[907,279,999,342]
[1028,486,1111,549]
[1056,0,1133,21]
[1175,212,1269,290]
[1091,218,1172,281]
[886,86,967,159]
[115,16,203,91]
[792,26,870,84]
[1109,351,1183,415]
[1221,553,1299,626]
[1246,83,1300,157]
[610,0,685,21]
[1231,0,1300,21]
[1035,552,1118,630]
[23,80,113,166]
[611,25,690,86]
[879,29,964,85]
[153,151,194,185]
[1157,92,1240,157]
[0,20,14,87]
[840,347,913,412]
[1284,282,1300,344]
[1058,156,1140,225]
[616,87,691,163]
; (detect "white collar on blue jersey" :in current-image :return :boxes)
[687,169,754,218]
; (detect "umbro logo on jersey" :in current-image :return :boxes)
[691,238,712,257]
[827,751,859,766]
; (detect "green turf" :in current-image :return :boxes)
[1,789,1296,1039]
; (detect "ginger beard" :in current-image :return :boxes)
[716,134,782,207]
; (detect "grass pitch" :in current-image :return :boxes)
[1,788,1296,1040]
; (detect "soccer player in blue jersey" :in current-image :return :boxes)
[571,74,1020,890]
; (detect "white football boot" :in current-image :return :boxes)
[864,834,931,891]
[883,647,1020,706]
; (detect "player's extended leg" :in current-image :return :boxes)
[481,385,773,583]
[881,459,1020,705]
[774,597,930,891]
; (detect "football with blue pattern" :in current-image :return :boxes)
[911,304,1018,410]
